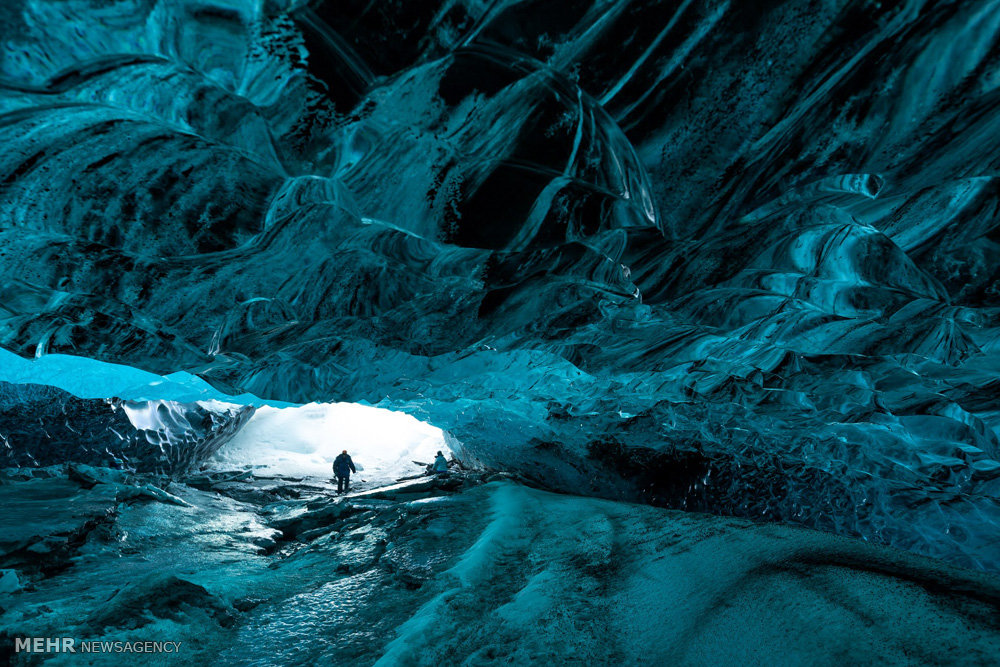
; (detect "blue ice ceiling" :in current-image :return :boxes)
[1,0,999,570]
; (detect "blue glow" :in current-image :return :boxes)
[2,5,1000,659]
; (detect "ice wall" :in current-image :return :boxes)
[1,0,1000,569]
[0,381,255,474]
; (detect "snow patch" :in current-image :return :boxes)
[209,402,450,485]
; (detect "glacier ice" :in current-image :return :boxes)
[0,347,281,405]
[2,474,1000,664]
[1,0,1000,585]
[0,380,254,474]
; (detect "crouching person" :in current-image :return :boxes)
[432,451,449,475]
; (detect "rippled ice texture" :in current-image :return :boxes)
[1,0,1000,570]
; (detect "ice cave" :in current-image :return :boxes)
[2,0,1000,664]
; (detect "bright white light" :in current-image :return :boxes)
[0,351,449,485]
[210,402,449,484]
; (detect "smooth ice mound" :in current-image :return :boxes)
[1,0,1000,574]
[3,477,1000,665]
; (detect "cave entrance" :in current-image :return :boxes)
[0,350,451,486]
[209,402,450,485]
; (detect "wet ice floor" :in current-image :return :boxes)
[3,468,1000,666]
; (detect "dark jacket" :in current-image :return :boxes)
[333,453,356,477]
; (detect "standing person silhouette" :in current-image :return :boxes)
[333,450,356,494]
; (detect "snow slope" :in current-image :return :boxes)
[209,403,449,485]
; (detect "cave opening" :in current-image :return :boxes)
[0,349,453,487]
[208,401,451,485]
